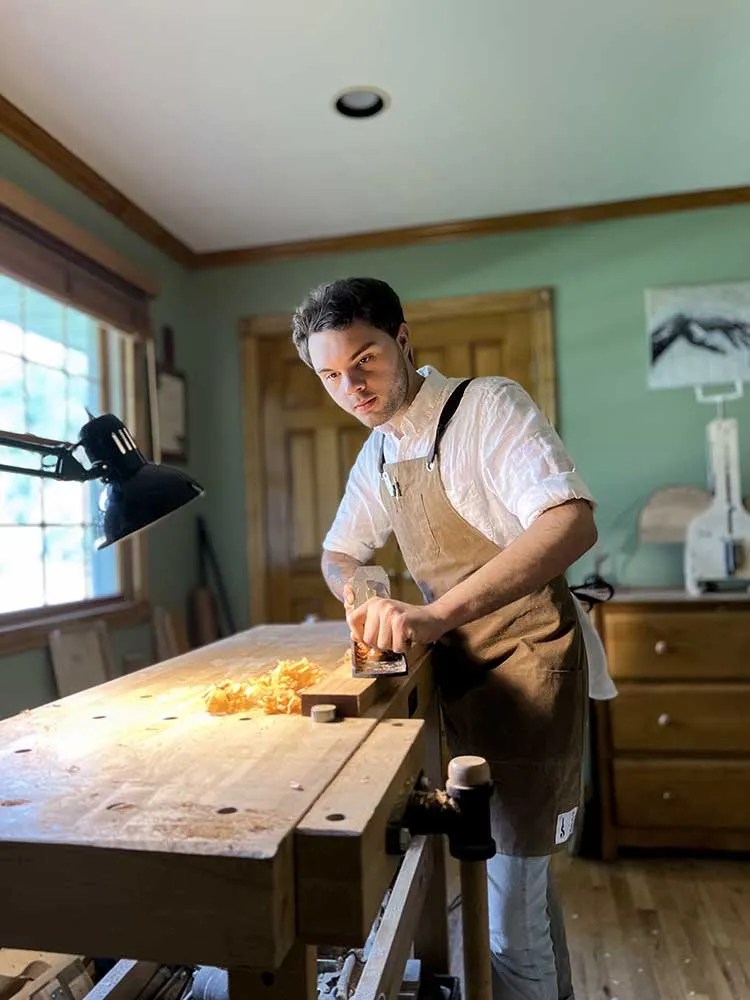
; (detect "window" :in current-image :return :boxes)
[0,271,135,615]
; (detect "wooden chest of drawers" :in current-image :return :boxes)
[593,593,750,858]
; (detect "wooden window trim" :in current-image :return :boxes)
[0,596,151,656]
[0,178,159,297]
[0,200,155,642]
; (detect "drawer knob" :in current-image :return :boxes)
[654,640,668,655]
[662,790,673,801]
[657,713,671,726]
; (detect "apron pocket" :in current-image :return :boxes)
[417,494,442,559]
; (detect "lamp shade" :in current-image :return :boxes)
[77,413,204,548]
[96,463,204,548]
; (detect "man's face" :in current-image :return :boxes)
[308,321,412,428]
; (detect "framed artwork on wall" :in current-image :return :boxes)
[646,280,750,390]
[156,325,188,462]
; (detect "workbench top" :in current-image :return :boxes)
[0,622,369,858]
[0,622,431,968]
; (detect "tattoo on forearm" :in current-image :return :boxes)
[321,551,363,602]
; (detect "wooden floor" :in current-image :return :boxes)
[449,855,750,1000]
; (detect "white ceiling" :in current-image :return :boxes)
[1,0,749,253]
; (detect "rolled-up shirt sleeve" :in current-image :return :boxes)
[481,381,595,529]
[322,434,392,563]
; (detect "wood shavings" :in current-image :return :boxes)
[353,640,396,662]
[204,657,324,716]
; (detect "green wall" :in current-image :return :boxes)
[188,204,750,627]
[4,131,750,718]
[0,137,202,716]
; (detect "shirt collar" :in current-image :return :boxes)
[380,366,449,440]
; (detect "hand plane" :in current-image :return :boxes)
[349,566,409,678]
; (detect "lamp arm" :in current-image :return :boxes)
[0,429,69,456]
[0,430,96,482]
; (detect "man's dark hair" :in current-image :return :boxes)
[292,278,404,367]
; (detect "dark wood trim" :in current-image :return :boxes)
[0,97,195,268]
[0,598,151,656]
[5,95,750,270]
[194,185,750,268]
[0,177,161,296]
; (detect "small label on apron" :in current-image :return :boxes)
[555,807,578,845]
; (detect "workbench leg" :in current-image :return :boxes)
[459,860,492,1000]
[413,696,450,975]
[228,944,316,1000]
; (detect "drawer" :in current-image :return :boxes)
[614,759,750,829]
[610,684,750,753]
[602,606,750,680]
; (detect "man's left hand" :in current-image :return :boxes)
[346,596,446,653]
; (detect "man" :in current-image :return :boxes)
[292,277,598,1000]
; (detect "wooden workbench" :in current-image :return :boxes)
[0,622,446,999]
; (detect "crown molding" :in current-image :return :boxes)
[196,184,750,267]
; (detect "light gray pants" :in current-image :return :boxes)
[487,853,574,1000]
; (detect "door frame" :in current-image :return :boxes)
[239,287,557,625]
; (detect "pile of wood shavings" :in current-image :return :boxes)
[204,657,324,715]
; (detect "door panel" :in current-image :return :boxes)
[259,338,369,622]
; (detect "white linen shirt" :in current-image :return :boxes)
[324,366,594,560]
[324,366,617,702]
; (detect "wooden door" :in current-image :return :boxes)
[256,334,369,623]
[242,289,556,624]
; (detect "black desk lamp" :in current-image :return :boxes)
[0,413,204,548]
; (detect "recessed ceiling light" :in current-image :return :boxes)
[334,87,389,119]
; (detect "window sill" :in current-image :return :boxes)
[0,598,152,656]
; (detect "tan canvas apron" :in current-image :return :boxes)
[378,380,587,856]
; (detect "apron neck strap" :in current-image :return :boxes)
[377,377,474,474]
[426,378,473,469]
